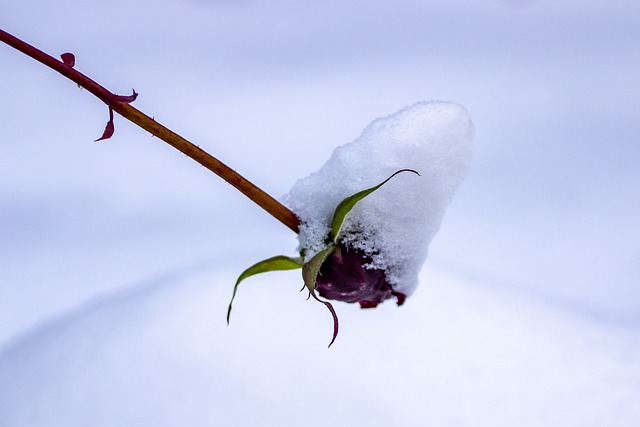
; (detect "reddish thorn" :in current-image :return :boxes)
[95,107,115,142]
[109,89,138,104]
[60,52,75,67]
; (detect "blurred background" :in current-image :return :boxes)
[1,0,639,425]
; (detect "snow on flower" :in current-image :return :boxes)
[229,101,473,346]
[285,100,474,299]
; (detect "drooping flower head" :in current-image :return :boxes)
[228,101,474,346]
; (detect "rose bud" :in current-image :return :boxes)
[315,242,406,309]
[229,101,473,347]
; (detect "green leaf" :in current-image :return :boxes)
[302,245,335,293]
[330,168,420,243]
[227,255,302,324]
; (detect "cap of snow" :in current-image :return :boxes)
[284,101,473,297]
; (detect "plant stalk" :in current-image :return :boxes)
[0,28,301,233]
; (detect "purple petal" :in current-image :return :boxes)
[315,244,406,308]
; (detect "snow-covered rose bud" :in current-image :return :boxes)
[315,243,405,308]
[287,101,473,303]
[229,101,473,347]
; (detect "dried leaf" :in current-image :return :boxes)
[309,290,339,348]
[301,245,340,347]
[95,108,115,142]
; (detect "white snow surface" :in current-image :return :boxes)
[2,1,640,425]
[285,101,473,296]
[0,264,638,427]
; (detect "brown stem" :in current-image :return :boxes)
[0,28,300,233]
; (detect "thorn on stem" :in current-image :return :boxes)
[109,89,138,104]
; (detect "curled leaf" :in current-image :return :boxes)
[60,52,75,67]
[301,246,342,347]
[227,255,302,324]
[330,168,420,242]
[309,290,339,348]
[95,107,115,142]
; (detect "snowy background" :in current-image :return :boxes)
[1,0,639,425]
